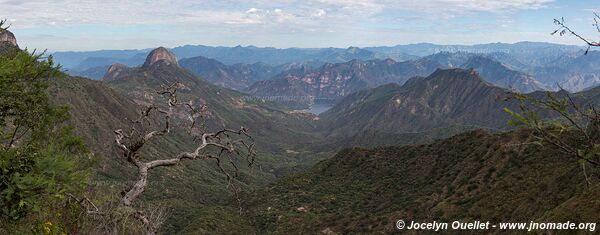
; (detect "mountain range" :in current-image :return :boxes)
[48,46,326,233]
[246,129,600,234]
[178,56,286,90]
[245,58,443,108]
[59,42,600,108]
[6,27,600,234]
[318,68,516,136]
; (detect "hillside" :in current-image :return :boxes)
[246,129,600,234]
[318,68,517,136]
[246,58,442,108]
[45,48,325,233]
[531,51,600,92]
[461,56,547,92]
[46,73,278,233]
[179,56,282,90]
[105,47,318,155]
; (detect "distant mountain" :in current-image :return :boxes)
[318,68,519,136]
[54,45,406,71]
[461,56,547,93]
[67,65,110,80]
[52,49,151,70]
[171,45,408,65]
[367,42,583,67]
[179,56,283,90]
[52,42,600,92]
[419,52,547,92]
[419,51,472,67]
[531,51,600,92]
[102,64,131,81]
[246,58,442,108]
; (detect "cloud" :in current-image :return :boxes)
[1,0,569,51]
[384,0,553,13]
[312,9,327,17]
[0,0,555,29]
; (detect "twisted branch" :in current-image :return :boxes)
[113,83,256,234]
[553,14,600,54]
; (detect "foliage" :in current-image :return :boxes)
[246,130,600,234]
[504,91,600,168]
[0,46,90,232]
[552,13,600,54]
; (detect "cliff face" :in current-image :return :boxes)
[0,29,18,47]
[102,63,130,81]
[142,47,178,67]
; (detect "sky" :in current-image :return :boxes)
[2,0,599,52]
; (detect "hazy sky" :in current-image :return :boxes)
[2,0,599,51]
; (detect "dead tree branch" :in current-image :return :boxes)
[553,13,600,54]
[112,83,256,234]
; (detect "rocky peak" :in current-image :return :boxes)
[143,47,178,68]
[381,58,397,65]
[102,63,129,81]
[349,59,362,68]
[462,56,499,68]
[346,46,360,53]
[426,68,483,84]
[0,29,18,47]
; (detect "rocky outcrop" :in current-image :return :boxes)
[142,47,178,67]
[245,58,442,108]
[102,63,130,81]
[461,56,546,93]
[0,29,18,47]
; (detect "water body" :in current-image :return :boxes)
[305,103,333,115]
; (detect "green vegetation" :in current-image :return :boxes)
[246,130,600,234]
[505,91,600,166]
[3,20,600,234]
[0,47,90,233]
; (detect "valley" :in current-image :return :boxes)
[2,6,600,234]
[44,44,600,233]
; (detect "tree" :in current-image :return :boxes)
[0,21,90,234]
[505,13,600,187]
[102,83,256,235]
[552,12,600,54]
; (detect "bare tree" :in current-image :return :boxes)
[505,88,600,188]
[503,13,600,188]
[553,13,600,54]
[0,19,9,31]
[110,83,256,234]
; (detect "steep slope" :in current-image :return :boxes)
[247,129,600,234]
[106,47,320,172]
[48,74,274,233]
[366,42,582,67]
[421,52,546,93]
[179,56,282,90]
[246,58,442,108]
[47,75,138,157]
[0,29,17,47]
[101,63,131,81]
[420,51,471,68]
[461,56,546,92]
[531,51,600,92]
[45,47,321,234]
[0,28,18,54]
[318,68,517,136]
[67,65,110,80]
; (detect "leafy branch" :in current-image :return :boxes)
[552,13,600,54]
[504,91,600,167]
